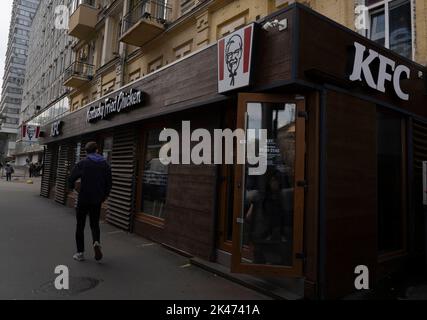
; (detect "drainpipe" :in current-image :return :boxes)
[118,0,130,87]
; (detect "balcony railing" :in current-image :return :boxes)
[63,62,94,88]
[121,0,171,47]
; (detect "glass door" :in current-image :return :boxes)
[231,93,306,277]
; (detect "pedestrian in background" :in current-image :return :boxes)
[29,163,35,178]
[68,142,112,262]
[5,164,14,182]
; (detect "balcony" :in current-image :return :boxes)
[120,0,171,47]
[63,62,94,89]
[68,0,99,40]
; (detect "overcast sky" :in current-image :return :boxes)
[0,0,14,93]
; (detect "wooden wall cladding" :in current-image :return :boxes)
[54,143,74,205]
[133,107,223,260]
[40,145,57,198]
[106,126,138,231]
[324,89,378,299]
[134,165,217,260]
[412,120,427,254]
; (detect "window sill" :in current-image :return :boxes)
[135,213,165,229]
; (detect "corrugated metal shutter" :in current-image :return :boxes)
[40,146,56,198]
[55,143,73,205]
[106,127,137,231]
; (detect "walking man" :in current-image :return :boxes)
[68,142,112,262]
[5,164,14,182]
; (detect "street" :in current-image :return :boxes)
[0,178,269,300]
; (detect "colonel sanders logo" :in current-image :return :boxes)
[218,24,254,94]
[27,126,36,140]
[225,35,243,86]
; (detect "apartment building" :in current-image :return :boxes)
[38,0,427,299]
[15,0,74,166]
[0,0,39,162]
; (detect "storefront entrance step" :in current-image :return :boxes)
[190,258,303,300]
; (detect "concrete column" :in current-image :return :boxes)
[101,16,114,66]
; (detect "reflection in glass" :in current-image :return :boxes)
[389,0,412,59]
[241,103,296,267]
[141,129,169,219]
[370,9,386,46]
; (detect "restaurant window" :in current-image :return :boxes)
[377,110,406,256]
[366,0,413,59]
[141,128,169,220]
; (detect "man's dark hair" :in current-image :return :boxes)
[85,142,98,154]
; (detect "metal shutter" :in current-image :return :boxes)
[40,146,56,198]
[106,127,137,231]
[54,143,73,205]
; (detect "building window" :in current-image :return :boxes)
[366,0,413,59]
[129,69,141,83]
[140,128,169,220]
[174,40,193,60]
[377,110,406,256]
[148,56,163,74]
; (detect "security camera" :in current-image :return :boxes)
[262,19,288,31]
[262,21,274,30]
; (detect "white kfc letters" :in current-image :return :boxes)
[349,42,411,101]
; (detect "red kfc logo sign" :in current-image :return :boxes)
[22,125,41,142]
[218,24,255,93]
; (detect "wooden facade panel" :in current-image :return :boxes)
[324,89,378,299]
[167,165,217,214]
[412,120,427,255]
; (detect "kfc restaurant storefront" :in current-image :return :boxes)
[39,4,427,299]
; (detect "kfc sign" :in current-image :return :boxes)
[22,125,41,142]
[51,121,63,137]
[349,42,411,101]
[87,89,143,123]
[218,24,255,93]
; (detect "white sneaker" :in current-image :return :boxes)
[73,252,85,262]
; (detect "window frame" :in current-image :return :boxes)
[365,0,415,61]
[135,120,172,228]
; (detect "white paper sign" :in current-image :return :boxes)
[218,24,255,93]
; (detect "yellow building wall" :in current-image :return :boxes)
[415,0,427,66]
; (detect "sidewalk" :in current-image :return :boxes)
[0,179,270,300]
